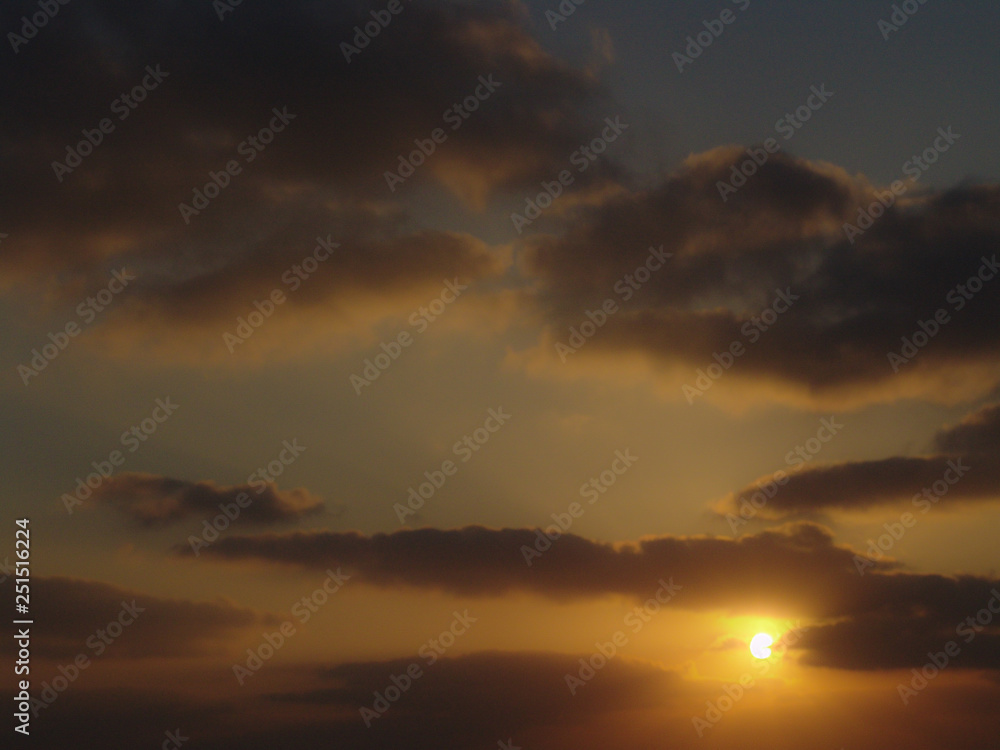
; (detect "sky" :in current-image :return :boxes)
[2,0,1000,747]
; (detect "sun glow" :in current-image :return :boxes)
[749,632,774,659]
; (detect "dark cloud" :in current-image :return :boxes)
[272,651,674,747]
[934,403,1000,455]
[13,653,1000,750]
[2,652,676,750]
[1,0,606,358]
[85,472,324,527]
[797,606,1000,670]
[0,689,230,750]
[176,522,875,614]
[719,402,1000,518]
[54,218,508,363]
[176,522,1000,638]
[0,0,605,273]
[177,521,1000,668]
[8,655,1000,749]
[1,576,277,659]
[524,147,862,308]
[520,146,1000,407]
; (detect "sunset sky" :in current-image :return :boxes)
[3,0,1000,747]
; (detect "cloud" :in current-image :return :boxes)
[1,0,609,359]
[515,146,1000,408]
[934,403,1000,455]
[174,521,1000,669]
[1,689,232,750]
[175,522,870,613]
[101,224,506,358]
[718,402,1000,518]
[83,472,324,527]
[0,0,604,273]
[3,651,678,750]
[268,651,675,745]
[13,652,998,750]
[1,576,277,659]
[10,654,1000,748]
[796,607,1000,670]
[176,522,995,623]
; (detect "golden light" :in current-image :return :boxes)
[749,632,773,659]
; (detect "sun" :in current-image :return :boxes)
[749,632,773,659]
